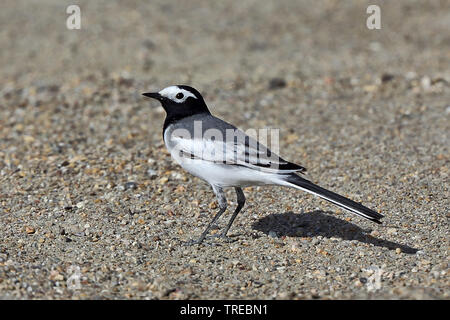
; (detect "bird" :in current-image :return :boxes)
[142,85,383,244]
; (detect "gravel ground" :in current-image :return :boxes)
[0,0,449,299]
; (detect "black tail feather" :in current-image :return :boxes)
[285,174,383,223]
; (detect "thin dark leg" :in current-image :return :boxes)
[188,185,227,245]
[220,187,246,238]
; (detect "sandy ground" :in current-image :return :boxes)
[0,0,449,299]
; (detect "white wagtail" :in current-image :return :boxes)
[143,85,383,244]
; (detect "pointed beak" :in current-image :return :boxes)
[142,92,163,101]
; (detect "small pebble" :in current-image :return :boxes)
[124,181,138,190]
[25,226,35,234]
[268,231,278,238]
[381,73,394,83]
[268,78,286,90]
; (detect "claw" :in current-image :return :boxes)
[218,234,236,243]
[183,238,222,247]
[208,233,236,243]
[183,239,202,246]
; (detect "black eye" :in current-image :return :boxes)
[176,92,184,99]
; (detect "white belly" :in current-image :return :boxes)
[174,157,279,187]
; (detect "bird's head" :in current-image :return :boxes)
[142,85,210,118]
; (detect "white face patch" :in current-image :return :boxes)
[159,86,198,103]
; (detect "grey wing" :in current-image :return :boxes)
[226,128,306,173]
[171,116,306,174]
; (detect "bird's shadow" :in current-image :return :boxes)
[252,211,418,254]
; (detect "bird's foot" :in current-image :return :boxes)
[209,233,236,243]
[182,238,222,247]
[183,238,203,246]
